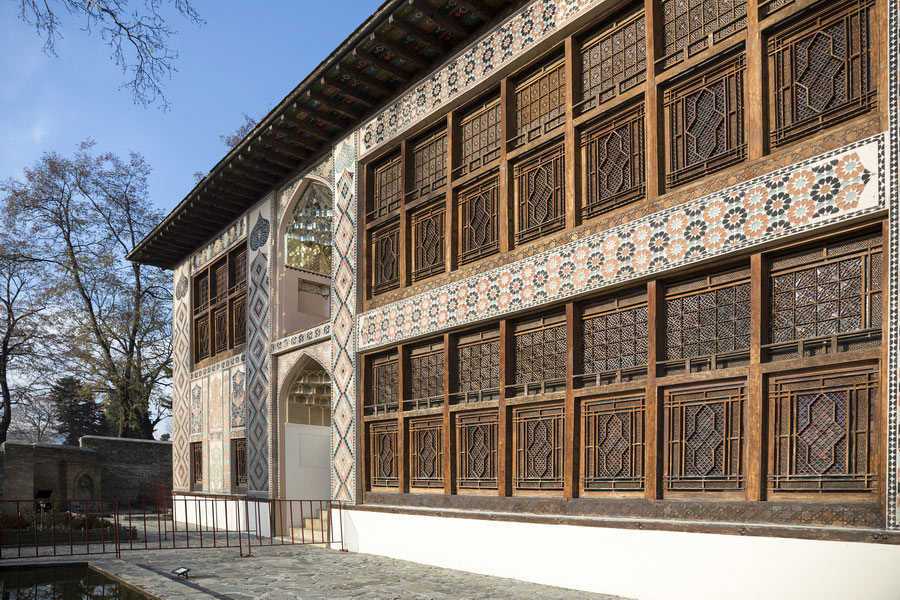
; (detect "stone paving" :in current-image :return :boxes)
[1,544,626,599]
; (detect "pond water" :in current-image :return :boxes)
[0,564,150,599]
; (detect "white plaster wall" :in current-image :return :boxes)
[340,510,900,600]
[173,494,271,537]
[283,423,331,505]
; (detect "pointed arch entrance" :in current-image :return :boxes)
[278,354,332,501]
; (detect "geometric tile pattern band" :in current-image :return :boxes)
[331,134,359,503]
[359,135,884,352]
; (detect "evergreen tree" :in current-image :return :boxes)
[50,378,108,445]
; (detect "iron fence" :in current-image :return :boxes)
[0,494,344,560]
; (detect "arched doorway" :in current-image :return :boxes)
[281,356,331,501]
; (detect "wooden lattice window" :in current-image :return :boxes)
[408,127,447,202]
[194,273,210,314]
[192,245,248,364]
[768,0,875,148]
[581,103,646,219]
[455,329,500,402]
[459,176,500,265]
[511,57,566,148]
[371,152,403,220]
[664,382,746,492]
[512,313,566,395]
[665,55,747,188]
[213,306,228,354]
[769,366,877,493]
[660,0,747,69]
[191,442,203,487]
[578,9,646,115]
[514,403,565,492]
[231,296,246,347]
[514,143,566,244]
[195,315,210,362]
[663,267,751,373]
[371,223,400,295]
[580,293,648,385]
[230,248,247,291]
[369,421,399,488]
[457,96,501,177]
[768,233,882,359]
[456,411,498,490]
[409,417,443,488]
[410,203,445,282]
[233,438,247,489]
[409,341,444,408]
[213,261,228,304]
[367,353,399,415]
[582,395,645,492]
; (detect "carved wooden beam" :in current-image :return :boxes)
[455,0,493,22]
[338,65,394,95]
[276,115,330,143]
[320,77,377,108]
[306,90,362,121]
[350,49,411,82]
[387,15,452,53]
[372,31,428,70]
[409,0,468,38]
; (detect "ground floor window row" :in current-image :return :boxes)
[366,362,879,497]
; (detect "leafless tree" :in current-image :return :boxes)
[220,113,258,148]
[8,388,62,444]
[14,0,203,109]
[0,236,54,444]
[3,141,172,439]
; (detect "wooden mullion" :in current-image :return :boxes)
[643,0,663,200]
[499,78,514,253]
[563,36,578,231]
[444,333,457,495]
[645,280,663,499]
[398,344,410,493]
[747,253,767,501]
[399,140,411,288]
[446,110,458,273]
[564,302,581,498]
[746,0,765,159]
[498,319,514,496]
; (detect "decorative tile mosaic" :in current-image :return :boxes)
[886,0,899,530]
[246,199,273,494]
[208,434,223,493]
[171,262,191,490]
[276,341,332,393]
[361,0,598,154]
[190,216,246,272]
[280,155,334,218]
[190,383,203,436]
[209,371,224,432]
[231,368,246,429]
[271,323,331,355]
[190,353,245,380]
[330,135,358,502]
[359,136,885,351]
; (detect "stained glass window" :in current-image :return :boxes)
[285,181,333,276]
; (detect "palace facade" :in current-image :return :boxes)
[129,0,900,597]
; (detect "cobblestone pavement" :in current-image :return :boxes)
[2,545,626,599]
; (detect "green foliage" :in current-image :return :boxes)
[50,377,109,445]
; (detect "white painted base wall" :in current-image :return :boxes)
[340,509,900,600]
[173,495,272,537]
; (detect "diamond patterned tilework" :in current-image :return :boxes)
[887,0,899,529]
[331,135,358,503]
[246,202,272,494]
[171,262,191,490]
[359,137,884,352]
[361,0,598,154]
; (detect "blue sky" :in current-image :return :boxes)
[0,1,380,215]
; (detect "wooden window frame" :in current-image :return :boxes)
[192,245,247,366]
[581,393,646,494]
[513,142,567,245]
[456,410,499,491]
[232,438,248,492]
[369,420,400,489]
[190,441,203,491]
[408,340,445,410]
[458,175,500,265]
[410,202,446,282]
[409,416,444,490]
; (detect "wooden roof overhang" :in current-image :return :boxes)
[128,0,518,269]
